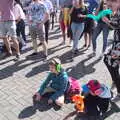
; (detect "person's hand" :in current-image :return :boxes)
[111,55,119,59]
[102,17,110,23]
[78,14,86,18]
[48,99,53,104]
[35,92,42,101]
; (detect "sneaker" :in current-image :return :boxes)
[72,49,79,54]
[29,52,38,56]
[82,44,87,48]
[39,43,42,46]
[111,94,120,102]
[43,54,48,61]
[14,54,20,61]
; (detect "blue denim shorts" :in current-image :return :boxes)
[0,21,17,38]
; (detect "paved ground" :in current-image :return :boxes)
[0,23,120,120]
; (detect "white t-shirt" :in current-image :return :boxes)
[43,0,53,13]
[13,4,26,20]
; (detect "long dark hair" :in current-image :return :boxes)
[14,0,23,9]
[98,0,104,12]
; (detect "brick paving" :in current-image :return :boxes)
[0,24,120,120]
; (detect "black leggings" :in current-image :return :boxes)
[104,56,120,93]
[44,20,50,43]
[84,94,110,116]
[16,19,26,42]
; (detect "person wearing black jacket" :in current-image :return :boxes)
[102,1,120,102]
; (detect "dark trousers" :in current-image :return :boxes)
[104,56,120,93]
[16,19,26,42]
[84,94,110,116]
[50,12,55,29]
[44,20,50,43]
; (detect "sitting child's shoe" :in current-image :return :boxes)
[111,93,120,102]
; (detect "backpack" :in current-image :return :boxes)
[66,77,81,99]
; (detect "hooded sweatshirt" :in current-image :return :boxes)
[98,84,111,99]
[38,69,69,101]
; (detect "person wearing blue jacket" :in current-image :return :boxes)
[34,58,69,107]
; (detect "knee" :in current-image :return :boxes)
[55,96,64,107]
[55,99,64,107]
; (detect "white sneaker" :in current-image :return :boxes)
[111,94,120,102]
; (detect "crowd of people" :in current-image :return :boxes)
[0,0,120,119]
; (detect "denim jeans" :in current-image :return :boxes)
[71,22,84,50]
[92,22,109,52]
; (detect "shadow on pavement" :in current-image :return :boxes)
[103,102,120,119]
[0,57,44,80]
[66,55,101,79]
[18,93,61,119]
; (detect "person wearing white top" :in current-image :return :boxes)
[13,0,26,50]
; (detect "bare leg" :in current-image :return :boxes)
[42,41,48,56]
[11,37,20,55]
[3,37,12,54]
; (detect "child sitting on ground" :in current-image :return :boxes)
[82,80,111,117]
[33,58,69,107]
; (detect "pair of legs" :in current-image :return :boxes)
[60,20,67,44]
[84,94,110,116]
[92,22,109,54]
[104,56,120,94]
[36,87,64,107]
[84,19,94,48]
[29,25,47,56]
[71,22,84,51]
[0,21,20,56]
[16,19,26,47]
[50,12,57,30]
[84,32,92,48]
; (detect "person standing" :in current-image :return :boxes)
[0,0,20,60]
[42,0,53,44]
[28,0,49,59]
[13,0,26,50]
[103,0,120,102]
[70,0,87,54]
[91,0,110,57]
[83,0,99,49]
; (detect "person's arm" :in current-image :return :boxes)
[42,12,49,24]
[49,1,53,13]
[50,73,68,101]
[102,15,120,29]
[69,7,74,15]
[41,4,49,24]
[78,6,87,18]
[38,73,51,95]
